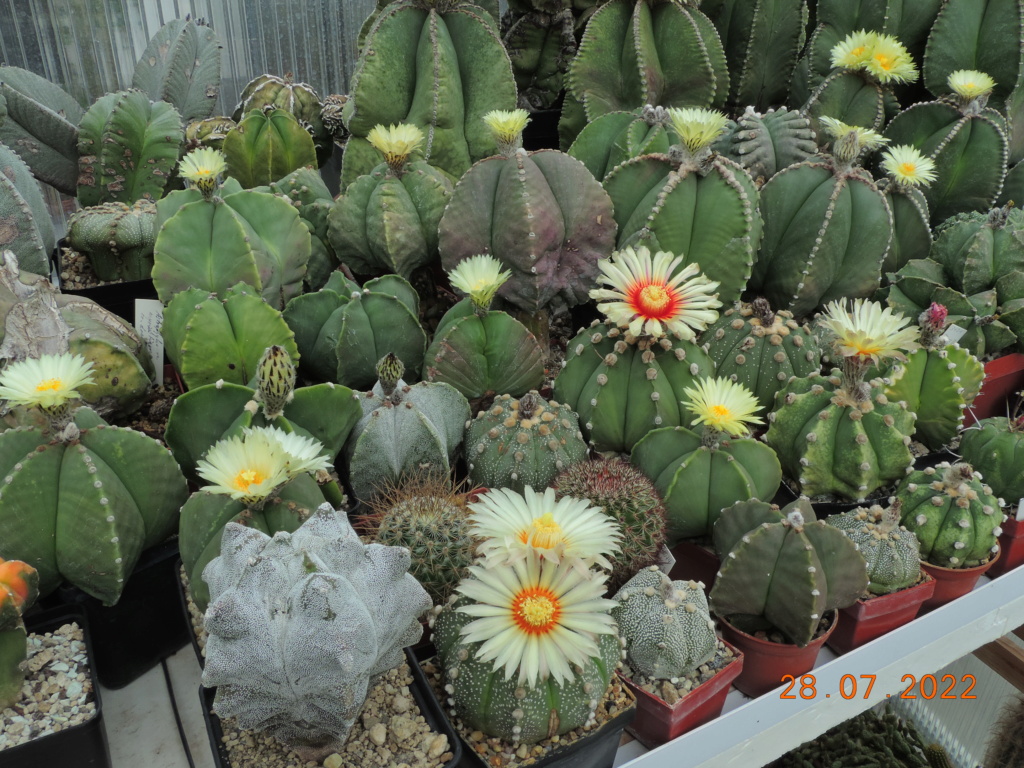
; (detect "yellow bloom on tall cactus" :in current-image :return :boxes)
[367,123,425,172]
[665,107,729,153]
[482,109,530,148]
[179,147,227,197]
[863,33,917,84]
[448,254,511,310]
[881,145,938,187]
[590,246,722,340]
[948,70,996,100]
[820,299,921,364]
[682,376,764,437]
[455,553,618,686]
[0,354,94,410]
[830,30,875,70]
[197,430,291,504]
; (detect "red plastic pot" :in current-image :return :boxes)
[918,548,1001,612]
[988,518,1024,578]
[668,540,721,596]
[963,353,1024,426]
[619,639,744,748]
[826,574,935,655]
[718,613,836,698]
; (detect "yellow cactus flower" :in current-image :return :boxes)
[881,145,937,187]
[367,123,425,172]
[863,33,918,84]
[482,109,530,151]
[179,147,227,198]
[947,69,996,100]
[447,254,511,310]
[244,426,332,476]
[830,30,876,70]
[0,354,94,411]
[196,430,291,504]
[665,107,730,154]
[682,376,764,437]
[820,299,921,365]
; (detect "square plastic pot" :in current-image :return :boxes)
[988,518,1024,578]
[618,639,744,748]
[963,353,1024,426]
[826,574,936,655]
[918,547,1001,612]
[3,605,111,768]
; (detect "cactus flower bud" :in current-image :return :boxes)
[376,352,405,398]
[256,345,296,419]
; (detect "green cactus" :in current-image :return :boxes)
[876,146,935,274]
[959,416,1024,504]
[895,462,1003,568]
[344,354,470,503]
[710,497,869,646]
[341,0,518,188]
[152,175,312,309]
[0,66,83,195]
[131,17,222,123]
[702,299,822,413]
[76,90,183,206]
[162,283,299,390]
[502,8,578,111]
[233,74,332,165]
[932,205,1024,296]
[567,106,680,182]
[0,557,38,708]
[184,116,236,151]
[320,94,349,144]
[222,107,318,189]
[283,272,428,389]
[65,200,157,282]
[0,141,54,276]
[711,106,817,185]
[825,502,922,595]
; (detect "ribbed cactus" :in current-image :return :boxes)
[932,205,1024,297]
[568,106,679,182]
[0,558,38,709]
[710,498,869,646]
[131,17,222,122]
[959,416,1024,504]
[711,106,817,186]
[826,502,922,595]
[465,391,588,493]
[0,65,83,195]
[329,123,453,278]
[76,90,183,206]
[202,507,430,761]
[0,141,54,276]
[162,283,299,390]
[344,354,470,503]
[876,145,936,274]
[341,0,518,188]
[222,107,318,188]
[702,299,822,412]
[502,8,578,111]
[895,462,1003,568]
[283,272,428,389]
[184,116,236,151]
[66,200,157,282]
[233,74,332,165]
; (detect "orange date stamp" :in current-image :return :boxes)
[779,673,977,700]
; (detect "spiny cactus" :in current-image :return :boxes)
[222,107,318,188]
[959,415,1024,504]
[66,200,157,282]
[0,141,55,277]
[825,502,922,595]
[233,74,332,165]
[202,506,430,761]
[711,106,817,186]
[0,557,38,708]
[131,17,222,122]
[567,105,679,182]
[184,116,236,151]
[984,695,1024,768]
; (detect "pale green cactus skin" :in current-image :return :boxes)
[878,179,933,274]
[959,418,1024,504]
[612,566,716,680]
[223,108,318,189]
[0,141,55,276]
[66,200,157,282]
[825,505,922,595]
[799,68,893,147]
[131,18,222,122]
[502,8,577,111]
[567,106,679,182]
[233,74,332,166]
[711,106,817,185]
[185,117,236,152]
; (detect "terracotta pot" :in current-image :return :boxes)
[918,548,1001,612]
[826,574,936,654]
[668,539,720,595]
[963,353,1024,426]
[619,639,744,748]
[718,613,836,698]
[988,518,1024,578]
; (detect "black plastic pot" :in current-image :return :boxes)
[54,240,158,324]
[56,538,190,688]
[175,558,206,669]
[3,606,111,768]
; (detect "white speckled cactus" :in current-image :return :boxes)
[612,566,716,680]
[201,505,431,761]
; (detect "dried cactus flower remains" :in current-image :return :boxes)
[178,147,228,199]
[881,145,938,187]
[366,123,425,173]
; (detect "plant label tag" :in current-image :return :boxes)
[1017,498,1024,522]
[943,325,968,344]
[135,299,164,385]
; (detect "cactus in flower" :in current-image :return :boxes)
[222,107,318,189]
[0,141,55,276]
[602,107,762,305]
[233,74,333,165]
[711,106,817,185]
[631,376,781,542]
[328,124,453,279]
[702,298,822,412]
[553,246,720,453]
[65,200,157,282]
[895,462,1003,568]
[876,145,937,274]
[0,558,38,708]
[283,272,428,389]
[0,354,187,605]
[612,566,716,679]
[344,354,470,503]
[766,300,920,501]
[567,105,679,182]
[959,416,1024,504]
[825,502,922,595]
[439,109,617,316]
[131,17,222,122]
[202,506,430,761]
[749,118,893,319]
[424,255,544,399]
[710,497,869,646]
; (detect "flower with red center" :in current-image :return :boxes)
[590,245,722,340]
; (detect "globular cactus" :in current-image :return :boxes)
[825,502,923,595]
[202,506,430,761]
[233,74,332,165]
[465,391,588,494]
[162,283,299,390]
[222,107,318,188]
[0,65,83,195]
[344,354,470,503]
[65,200,157,282]
[631,376,781,542]
[76,90,183,207]
[131,17,222,123]
[876,145,936,274]
[328,124,453,279]
[185,116,236,152]
[284,272,428,389]
[0,141,55,277]
[710,497,869,646]
[749,118,893,319]
[931,205,1024,299]
[320,94,349,144]
[895,462,1003,568]
[0,354,187,605]
[552,458,667,593]
[612,566,716,680]
[711,106,817,186]
[702,298,822,413]
[341,0,518,188]
[959,415,1024,504]
[439,110,617,316]
[502,8,578,111]
[602,107,762,305]
[568,105,679,182]
[0,557,38,709]
[424,255,544,400]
